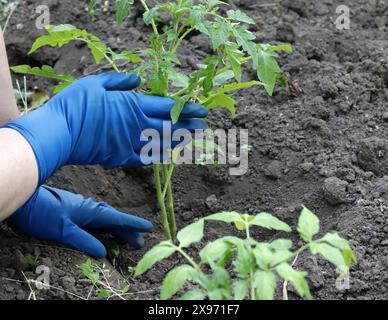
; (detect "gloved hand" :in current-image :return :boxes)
[9,185,153,258]
[3,73,208,186]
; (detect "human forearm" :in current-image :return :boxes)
[0,26,19,125]
[0,128,38,221]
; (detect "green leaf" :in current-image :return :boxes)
[213,70,235,86]
[161,265,194,300]
[10,65,75,83]
[29,24,81,54]
[208,20,231,50]
[115,0,134,24]
[254,270,276,300]
[232,25,257,60]
[224,43,244,82]
[97,289,110,299]
[269,44,293,53]
[234,242,254,277]
[253,243,274,270]
[134,241,176,277]
[256,46,281,96]
[205,93,236,118]
[249,213,291,232]
[111,50,141,63]
[169,71,189,88]
[80,259,99,283]
[180,289,206,300]
[148,71,169,96]
[276,263,312,299]
[297,206,320,242]
[227,10,255,24]
[233,279,249,300]
[310,242,347,272]
[205,211,243,224]
[217,81,262,94]
[171,95,190,125]
[87,0,102,17]
[53,82,72,94]
[269,239,293,251]
[143,7,158,25]
[177,219,205,248]
[321,233,357,267]
[88,41,108,64]
[199,238,232,264]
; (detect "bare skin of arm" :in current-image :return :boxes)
[0,27,39,221]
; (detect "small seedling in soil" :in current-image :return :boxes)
[11,0,292,241]
[24,254,40,267]
[80,258,130,300]
[134,207,356,300]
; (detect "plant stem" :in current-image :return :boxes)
[154,164,172,240]
[139,0,160,37]
[163,163,177,240]
[171,57,253,98]
[171,27,195,53]
[244,217,256,300]
[177,247,201,271]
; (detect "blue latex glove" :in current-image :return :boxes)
[3,73,208,186]
[9,185,153,258]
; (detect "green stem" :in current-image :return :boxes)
[177,247,201,271]
[171,27,195,53]
[171,57,253,98]
[154,164,172,240]
[139,0,160,38]
[244,217,255,300]
[163,163,177,240]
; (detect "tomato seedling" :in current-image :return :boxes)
[11,0,292,241]
[134,207,357,300]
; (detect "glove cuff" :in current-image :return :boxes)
[2,106,72,186]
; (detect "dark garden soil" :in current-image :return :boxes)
[1,0,388,300]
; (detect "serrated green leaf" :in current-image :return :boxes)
[205,93,236,118]
[297,206,320,242]
[269,239,293,251]
[161,265,194,300]
[234,242,254,277]
[233,279,249,300]
[177,219,205,248]
[134,241,176,277]
[225,42,244,82]
[97,289,110,299]
[205,211,243,224]
[143,6,158,25]
[232,25,257,59]
[148,71,169,96]
[199,238,232,264]
[276,263,312,299]
[310,242,347,272]
[256,46,281,96]
[88,41,107,64]
[249,213,291,232]
[253,243,274,270]
[217,81,262,94]
[111,50,141,63]
[171,95,190,124]
[116,0,134,24]
[10,65,74,82]
[208,20,231,50]
[254,270,276,300]
[213,70,235,86]
[169,71,189,88]
[80,259,99,284]
[269,44,293,53]
[227,10,255,24]
[180,289,206,300]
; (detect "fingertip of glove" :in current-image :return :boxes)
[181,102,209,118]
